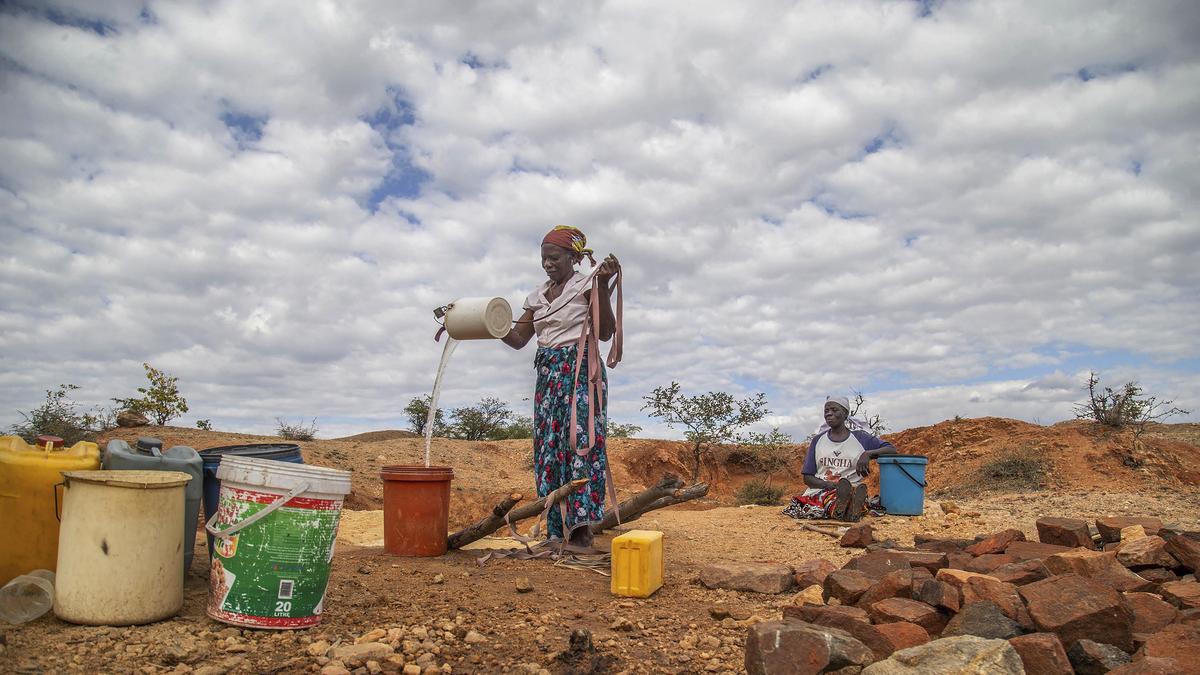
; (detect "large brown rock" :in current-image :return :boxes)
[946,552,974,571]
[914,578,961,614]
[1018,574,1136,651]
[856,569,914,609]
[860,635,1024,674]
[874,622,930,655]
[788,606,895,661]
[1097,517,1163,544]
[700,561,794,594]
[794,559,838,589]
[1163,535,1200,573]
[825,569,873,604]
[1136,567,1179,587]
[966,529,1026,556]
[744,620,875,674]
[841,522,875,548]
[914,536,973,552]
[1037,517,1095,549]
[991,559,1049,586]
[961,576,1033,628]
[1116,536,1179,569]
[965,553,1016,574]
[1134,622,1200,669]
[784,604,871,624]
[1042,549,1154,593]
[1122,592,1179,635]
[880,549,948,574]
[1008,632,1073,675]
[844,551,912,580]
[1066,639,1132,674]
[1005,540,1072,561]
[868,598,947,635]
[942,601,1023,640]
[1158,580,1200,609]
[115,409,150,427]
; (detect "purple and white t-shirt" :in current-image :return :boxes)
[801,429,894,494]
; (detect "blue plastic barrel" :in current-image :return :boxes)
[876,455,928,516]
[200,444,304,556]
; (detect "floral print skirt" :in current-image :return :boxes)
[533,344,607,540]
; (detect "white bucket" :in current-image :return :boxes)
[54,470,193,626]
[443,296,512,340]
[205,456,351,629]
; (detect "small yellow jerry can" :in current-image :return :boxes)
[610,530,663,598]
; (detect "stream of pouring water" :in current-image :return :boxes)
[423,337,459,467]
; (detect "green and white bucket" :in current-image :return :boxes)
[205,455,351,629]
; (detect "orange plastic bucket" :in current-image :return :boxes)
[380,466,454,557]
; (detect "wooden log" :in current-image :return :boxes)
[446,479,588,549]
[446,492,522,550]
[588,474,685,534]
[801,523,846,538]
[591,481,711,534]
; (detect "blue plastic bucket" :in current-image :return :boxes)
[200,444,304,556]
[877,455,928,516]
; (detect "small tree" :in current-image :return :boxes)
[641,381,769,483]
[492,415,534,440]
[742,427,795,486]
[405,394,448,437]
[449,397,513,441]
[276,417,318,441]
[196,419,213,431]
[112,363,189,425]
[1074,371,1188,430]
[608,422,642,438]
[849,389,888,435]
[9,384,109,445]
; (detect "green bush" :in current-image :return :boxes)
[276,417,318,441]
[9,384,109,446]
[196,419,213,431]
[112,363,189,425]
[977,448,1051,491]
[735,479,785,506]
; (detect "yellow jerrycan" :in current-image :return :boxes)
[0,435,101,584]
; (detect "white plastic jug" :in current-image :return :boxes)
[54,470,192,625]
[442,296,513,339]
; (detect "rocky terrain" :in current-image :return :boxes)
[0,418,1197,673]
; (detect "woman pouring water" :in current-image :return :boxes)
[502,225,623,548]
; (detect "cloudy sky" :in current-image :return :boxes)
[2,0,1198,442]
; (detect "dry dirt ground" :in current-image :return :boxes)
[2,419,1198,674]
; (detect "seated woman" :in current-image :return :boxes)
[783,396,895,522]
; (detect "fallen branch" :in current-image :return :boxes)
[447,479,588,550]
[591,481,711,534]
[446,492,522,550]
[588,474,685,534]
[801,523,846,538]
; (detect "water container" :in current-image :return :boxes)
[103,437,203,573]
[442,297,513,339]
[54,470,192,625]
[877,455,928,516]
[206,456,351,629]
[0,570,55,624]
[199,444,304,556]
[611,530,664,598]
[380,465,454,557]
[0,435,101,585]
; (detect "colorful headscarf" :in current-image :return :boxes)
[542,225,595,264]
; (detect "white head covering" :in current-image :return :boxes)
[825,395,850,413]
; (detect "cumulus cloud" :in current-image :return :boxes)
[1,0,1197,442]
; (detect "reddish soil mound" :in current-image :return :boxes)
[885,417,1200,494]
[332,429,418,442]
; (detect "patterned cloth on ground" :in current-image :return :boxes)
[781,489,885,520]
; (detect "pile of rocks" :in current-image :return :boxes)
[716,515,1199,674]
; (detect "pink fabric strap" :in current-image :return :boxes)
[567,267,623,523]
